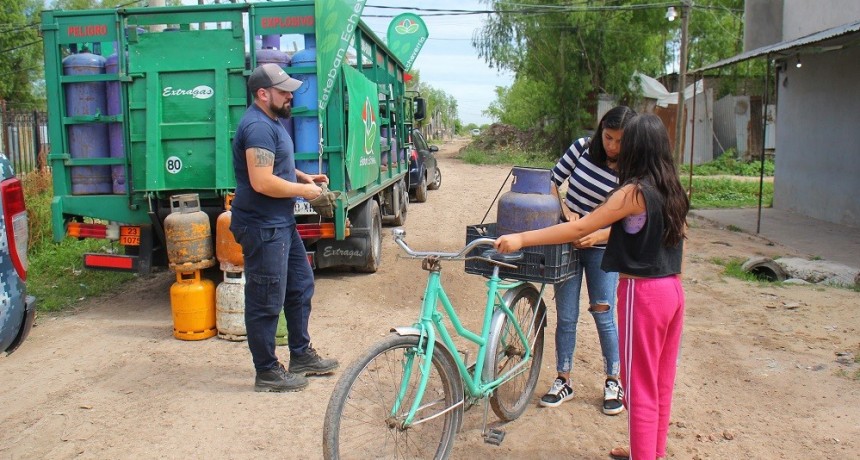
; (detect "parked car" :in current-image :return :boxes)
[408,129,441,203]
[470,128,481,136]
[0,155,35,355]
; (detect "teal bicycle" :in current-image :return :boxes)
[323,228,549,459]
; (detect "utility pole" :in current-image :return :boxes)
[673,0,691,164]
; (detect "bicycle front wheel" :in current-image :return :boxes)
[486,284,546,421]
[323,333,463,460]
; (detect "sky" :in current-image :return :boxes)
[360,1,514,126]
[171,0,512,125]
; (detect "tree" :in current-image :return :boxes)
[475,0,744,153]
[0,0,45,110]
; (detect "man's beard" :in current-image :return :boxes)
[271,101,291,119]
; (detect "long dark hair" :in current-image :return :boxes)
[589,105,636,166]
[617,113,689,246]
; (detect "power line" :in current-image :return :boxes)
[0,39,42,54]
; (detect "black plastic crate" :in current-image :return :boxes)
[464,223,579,284]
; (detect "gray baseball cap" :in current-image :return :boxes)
[248,63,302,92]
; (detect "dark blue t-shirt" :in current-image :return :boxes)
[231,104,297,227]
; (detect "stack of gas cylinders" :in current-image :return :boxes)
[214,194,245,341]
[166,194,217,340]
[214,194,288,344]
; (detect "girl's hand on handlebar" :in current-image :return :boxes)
[495,234,523,253]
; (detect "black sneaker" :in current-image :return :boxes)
[254,362,308,393]
[288,345,339,375]
[603,378,625,415]
[539,377,574,407]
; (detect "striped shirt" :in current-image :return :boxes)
[551,137,619,233]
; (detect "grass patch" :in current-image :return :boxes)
[679,151,775,176]
[460,146,556,169]
[686,177,773,209]
[461,144,774,209]
[710,257,779,284]
[23,170,136,312]
[29,238,135,311]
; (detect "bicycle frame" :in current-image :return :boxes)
[394,258,547,427]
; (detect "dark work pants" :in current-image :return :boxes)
[230,224,314,371]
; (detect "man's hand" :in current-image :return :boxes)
[308,183,341,218]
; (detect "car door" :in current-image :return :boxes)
[412,130,437,185]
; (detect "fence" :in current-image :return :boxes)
[0,102,48,175]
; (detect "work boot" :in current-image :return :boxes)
[288,345,339,375]
[254,362,308,392]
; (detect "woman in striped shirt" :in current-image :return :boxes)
[538,106,636,415]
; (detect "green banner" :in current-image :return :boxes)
[315,0,367,112]
[386,13,428,71]
[343,65,380,188]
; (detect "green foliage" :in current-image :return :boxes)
[475,0,747,149]
[460,145,556,169]
[407,68,460,133]
[21,170,53,251]
[679,151,775,176]
[685,177,773,209]
[0,0,45,110]
[29,238,135,312]
[710,257,777,284]
[23,169,134,312]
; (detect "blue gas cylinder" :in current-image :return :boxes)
[63,51,111,195]
[496,167,562,236]
[105,51,127,194]
[290,34,320,173]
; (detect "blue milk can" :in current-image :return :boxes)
[496,167,562,236]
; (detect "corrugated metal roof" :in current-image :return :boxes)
[692,19,860,73]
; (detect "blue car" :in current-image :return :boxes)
[0,155,35,355]
[408,129,441,203]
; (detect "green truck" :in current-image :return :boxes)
[41,1,428,273]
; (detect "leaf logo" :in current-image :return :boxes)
[395,19,419,35]
[361,97,377,155]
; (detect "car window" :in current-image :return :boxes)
[412,130,429,151]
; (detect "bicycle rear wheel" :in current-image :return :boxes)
[323,333,463,460]
[486,284,546,421]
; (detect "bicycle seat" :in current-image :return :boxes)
[482,249,524,263]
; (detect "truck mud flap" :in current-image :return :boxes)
[313,226,371,270]
[314,198,380,271]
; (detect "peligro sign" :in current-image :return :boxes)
[162,85,214,100]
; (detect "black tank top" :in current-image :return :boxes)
[601,183,683,277]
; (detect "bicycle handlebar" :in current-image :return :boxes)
[392,228,495,260]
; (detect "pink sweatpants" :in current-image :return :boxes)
[617,276,685,460]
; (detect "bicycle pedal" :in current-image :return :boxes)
[483,428,505,446]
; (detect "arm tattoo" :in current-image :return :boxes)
[252,148,275,167]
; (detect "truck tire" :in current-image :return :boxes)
[391,179,408,226]
[357,200,382,273]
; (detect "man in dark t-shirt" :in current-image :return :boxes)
[230,63,338,392]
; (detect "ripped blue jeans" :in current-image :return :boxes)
[553,247,620,377]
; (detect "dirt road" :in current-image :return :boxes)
[2,139,858,459]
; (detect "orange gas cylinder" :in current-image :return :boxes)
[164,193,216,272]
[216,193,244,272]
[170,270,217,340]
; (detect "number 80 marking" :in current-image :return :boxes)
[166,156,183,174]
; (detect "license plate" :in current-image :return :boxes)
[294,199,316,216]
[120,226,141,246]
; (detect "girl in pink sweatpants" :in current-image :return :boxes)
[495,114,689,460]
[618,277,685,459]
